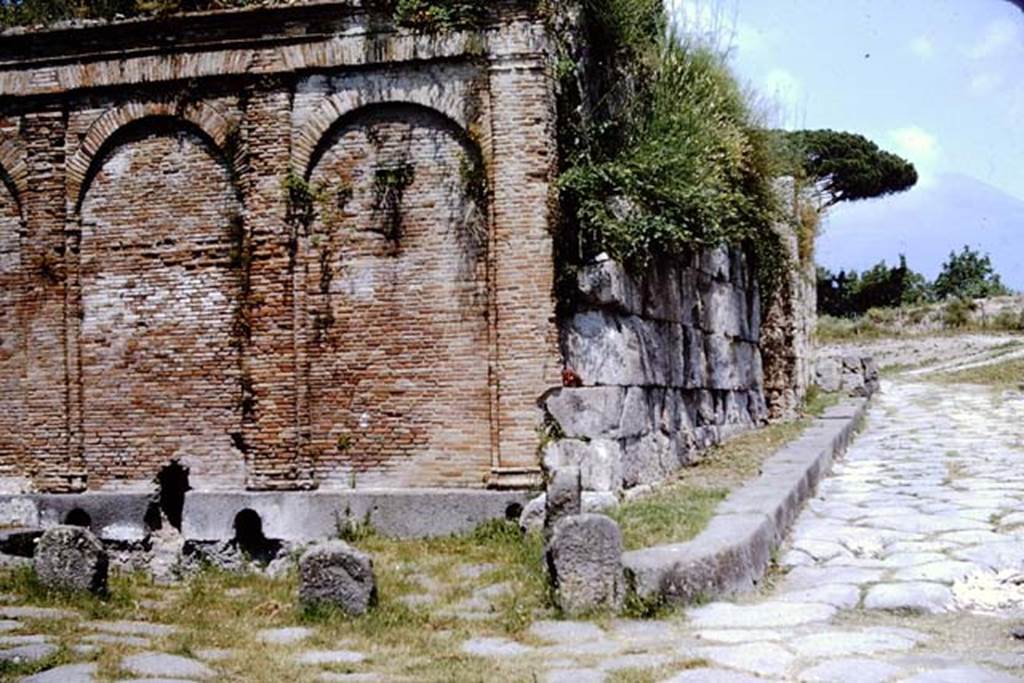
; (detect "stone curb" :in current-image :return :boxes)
[621,396,870,607]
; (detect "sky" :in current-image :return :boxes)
[672,0,1024,290]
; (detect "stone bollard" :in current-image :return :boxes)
[34,525,109,595]
[543,466,581,541]
[298,541,377,616]
[545,513,625,616]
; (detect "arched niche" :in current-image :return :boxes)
[0,163,24,478]
[75,116,246,488]
[302,102,493,487]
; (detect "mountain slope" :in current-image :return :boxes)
[817,173,1024,291]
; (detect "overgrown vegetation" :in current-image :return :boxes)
[0,0,264,27]
[558,2,784,290]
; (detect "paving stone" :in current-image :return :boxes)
[194,648,234,662]
[83,633,152,647]
[892,560,976,583]
[528,620,605,644]
[0,618,19,632]
[86,620,178,637]
[696,629,784,644]
[541,639,624,658]
[776,583,862,609]
[257,626,314,645]
[797,657,903,683]
[789,628,918,658]
[688,601,836,628]
[0,606,77,620]
[695,642,794,678]
[597,652,671,671]
[121,652,216,680]
[543,668,607,683]
[295,649,368,665]
[662,668,767,682]
[782,566,886,591]
[900,666,1021,682]
[454,563,497,579]
[863,582,954,614]
[0,634,48,646]
[0,642,57,663]
[20,662,98,683]
[607,619,679,644]
[461,637,532,658]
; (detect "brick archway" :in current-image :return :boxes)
[67,101,237,209]
[301,102,494,487]
[73,117,247,489]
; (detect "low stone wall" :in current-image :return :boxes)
[541,248,766,501]
[623,397,870,607]
[814,354,880,397]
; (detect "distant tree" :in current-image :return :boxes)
[932,246,1011,300]
[775,129,918,208]
[817,255,931,317]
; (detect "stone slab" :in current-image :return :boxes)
[121,652,216,680]
[183,490,531,541]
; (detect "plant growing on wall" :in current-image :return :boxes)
[372,163,414,245]
[555,0,787,296]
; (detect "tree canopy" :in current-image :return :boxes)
[933,245,1011,300]
[775,129,918,207]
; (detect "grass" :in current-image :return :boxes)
[0,520,561,682]
[918,356,1024,389]
[611,389,840,551]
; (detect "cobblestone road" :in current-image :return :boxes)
[479,378,1024,682]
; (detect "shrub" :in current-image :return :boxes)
[943,297,977,329]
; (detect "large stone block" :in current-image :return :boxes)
[542,440,623,493]
[576,260,643,315]
[683,326,707,389]
[815,357,841,393]
[564,311,645,386]
[643,258,683,322]
[545,513,625,615]
[621,432,679,488]
[34,525,108,595]
[545,466,582,536]
[545,387,625,439]
[298,541,377,616]
[700,280,743,337]
[700,246,731,280]
[705,333,739,390]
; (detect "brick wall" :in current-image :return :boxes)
[0,2,561,493]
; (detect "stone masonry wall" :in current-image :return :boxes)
[542,247,767,501]
[0,1,562,494]
[761,221,816,420]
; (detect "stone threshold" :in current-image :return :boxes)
[622,397,871,607]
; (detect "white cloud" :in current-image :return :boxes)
[967,18,1021,59]
[969,71,1004,96]
[910,35,935,59]
[888,126,941,186]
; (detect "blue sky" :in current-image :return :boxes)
[673,0,1024,289]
